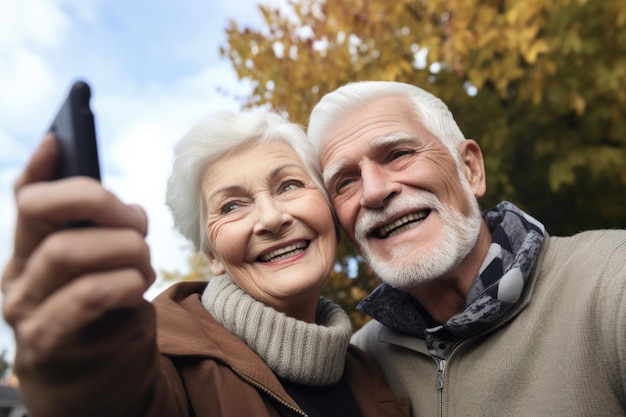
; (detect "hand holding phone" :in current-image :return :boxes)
[48,80,101,181]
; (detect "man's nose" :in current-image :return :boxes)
[359,164,400,209]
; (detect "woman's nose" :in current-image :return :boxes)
[252,197,293,234]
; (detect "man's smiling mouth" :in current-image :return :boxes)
[373,210,430,238]
[258,241,310,262]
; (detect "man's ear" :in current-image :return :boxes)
[205,250,226,276]
[459,140,486,198]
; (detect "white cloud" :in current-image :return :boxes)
[0,0,282,365]
[0,49,56,124]
[0,0,69,49]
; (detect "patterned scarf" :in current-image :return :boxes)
[358,201,545,358]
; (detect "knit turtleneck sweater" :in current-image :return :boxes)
[201,275,352,386]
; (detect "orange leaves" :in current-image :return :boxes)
[219,0,626,242]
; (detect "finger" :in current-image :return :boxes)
[3,227,155,325]
[3,179,149,290]
[18,177,148,235]
[2,136,60,292]
[13,134,59,192]
[13,268,150,359]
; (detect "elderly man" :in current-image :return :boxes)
[307,81,626,416]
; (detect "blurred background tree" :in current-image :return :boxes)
[0,350,9,381]
[166,0,626,329]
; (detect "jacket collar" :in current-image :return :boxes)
[153,281,295,402]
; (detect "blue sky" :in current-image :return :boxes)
[0,0,284,366]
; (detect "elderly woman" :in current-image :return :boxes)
[2,110,410,417]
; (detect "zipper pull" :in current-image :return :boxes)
[436,359,446,390]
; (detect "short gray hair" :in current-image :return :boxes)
[166,110,327,253]
[307,81,466,160]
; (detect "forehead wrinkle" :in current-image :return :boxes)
[209,162,300,195]
[269,162,303,180]
[369,132,415,148]
[322,133,416,188]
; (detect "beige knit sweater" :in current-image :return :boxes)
[353,229,626,416]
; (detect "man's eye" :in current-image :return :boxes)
[336,177,356,193]
[389,149,413,160]
[388,149,414,161]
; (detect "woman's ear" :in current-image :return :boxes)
[205,250,226,276]
[458,140,486,198]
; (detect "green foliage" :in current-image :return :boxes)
[164,0,625,329]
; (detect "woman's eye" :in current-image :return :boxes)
[281,180,303,192]
[221,201,242,214]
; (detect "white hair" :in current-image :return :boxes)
[166,110,327,253]
[307,81,467,163]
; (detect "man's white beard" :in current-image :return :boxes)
[354,181,482,290]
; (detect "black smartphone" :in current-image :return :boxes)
[48,80,101,181]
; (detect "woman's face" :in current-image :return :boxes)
[202,140,337,320]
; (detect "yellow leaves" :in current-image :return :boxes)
[549,146,626,191]
[161,250,212,282]
[523,39,550,63]
[152,0,626,314]
[382,60,414,80]
[561,29,584,54]
[502,2,550,66]
[350,286,369,301]
[421,0,551,97]
[570,92,586,115]
[476,4,498,27]
[549,158,580,190]
[475,26,500,49]
[226,0,552,103]
[613,1,626,27]
[509,22,549,64]
[221,0,626,185]
[505,0,544,26]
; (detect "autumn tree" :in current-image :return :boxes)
[160,246,213,283]
[166,0,626,329]
[215,0,626,326]
[221,0,626,228]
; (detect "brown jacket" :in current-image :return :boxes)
[151,281,410,416]
[17,281,409,417]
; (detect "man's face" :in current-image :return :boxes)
[318,96,484,288]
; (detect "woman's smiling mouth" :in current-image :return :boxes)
[257,241,310,262]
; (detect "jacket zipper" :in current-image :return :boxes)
[434,341,462,417]
[432,322,511,417]
[436,358,446,390]
[436,358,446,417]
[232,367,307,417]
